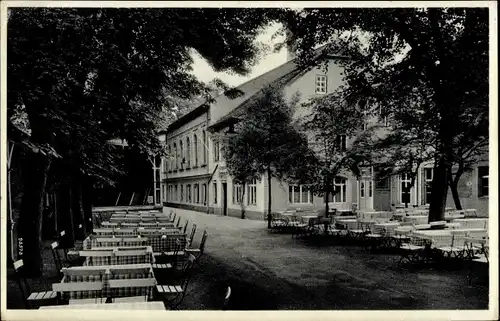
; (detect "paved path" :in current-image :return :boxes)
[167,208,489,310]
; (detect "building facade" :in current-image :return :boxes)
[161,52,489,219]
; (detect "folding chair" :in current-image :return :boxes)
[187,224,197,248]
[53,280,105,305]
[108,278,156,303]
[175,216,181,228]
[398,234,430,266]
[466,240,489,285]
[12,260,58,309]
[156,254,196,310]
[182,220,189,234]
[186,229,207,260]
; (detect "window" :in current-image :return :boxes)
[167,146,171,171]
[179,140,184,168]
[213,181,218,204]
[202,184,207,205]
[194,184,199,203]
[202,130,207,164]
[247,179,257,205]
[180,185,184,202]
[423,168,433,205]
[213,140,220,162]
[173,143,178,169]
[162,184,166,201]
[333,177,347,203]
[369,181,373,197]
[375,176,389,189]
[360,181,365,198]
[400,173,412,204]
[187,184,192,203]
[194,134,198,166]
[186,137,191,167]
[288,185,312,204]
[478,166,488,197]
[233,183,243,204]
[174,185,178,201]
[315,75,327,94]
[335,135,347,151]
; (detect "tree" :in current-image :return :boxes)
[301,90,377,216]
[282,8,488,222]
[8,7,276,275]
[222,86,311,227]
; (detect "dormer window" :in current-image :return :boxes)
[315,75,327,94]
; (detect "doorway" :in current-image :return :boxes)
[222,182,228,216]
[358,167,374,211]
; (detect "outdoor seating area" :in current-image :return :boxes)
[269,207,489,282]
[12,209,212,310]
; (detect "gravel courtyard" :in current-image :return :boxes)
[173,208,489,310]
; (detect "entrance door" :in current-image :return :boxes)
[359,168,374,211]
[222,182,228,216]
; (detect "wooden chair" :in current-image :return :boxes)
[182,220,189,234]
[108,278,156,303]
[51,242,64,277]
[187,224,197,248]
[163,238,185,269]
[156,254,196,310]
[175,216,181,228]
[186,230,208,261]
[53,280,104,305]
[12,260,58,309]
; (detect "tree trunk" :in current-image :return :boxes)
[267,166,272,229]
[428,155,449,222]
[57,182,75,249]
[449,180,462,210]
[324,177,330,218]
[17,152,51,276]
[240,182,246,219]
[71,179,86,240]
[82,178,93,233]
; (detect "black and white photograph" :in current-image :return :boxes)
[1,1,497,320]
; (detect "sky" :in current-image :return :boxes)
[189,23,288,88]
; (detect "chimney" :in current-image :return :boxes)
[285,28,297,61]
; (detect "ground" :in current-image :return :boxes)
[7,207,489,310]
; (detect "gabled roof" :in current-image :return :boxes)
[207,48,348,132]
[163,45,346,135]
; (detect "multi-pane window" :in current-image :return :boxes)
[173,143,177,169]
[179,140,184,168]
[369,181,373,197]
[233,183,243,204]
[478,166,489,197]
[202,184,207,205]
[167,146,171,171]
[423,168,433,205]
[202,130,207,164]
[247,179,257,205]
[194,134,198,166]
[213,140,220,162]
[187,184,192,203]
[288,185,313,204]
[360,181,365,198]
[180,185,184,202]
[400,173,412,204]
[333,177,347,203]
[213,181,218,204]
[186,137,191,167]
[174,185,178,201]
[315,75,327,94]
[162,184,166,201]
[335,135,347,151]
[194,184,199,204]
[375,176,389,189]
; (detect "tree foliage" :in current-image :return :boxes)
[223,86,311,222]
[281,8,489,221]
[7,7,276,274]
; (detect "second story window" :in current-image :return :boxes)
[186,137,191,167]
[478,166,488,197]
[202,130,207,164]
[194,134,198,167]
[173,143,178,169]
[315,75,327,94]
[334,135,347,151]
[179,140,184,168]
[213,140,220,162]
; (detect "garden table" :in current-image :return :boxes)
[403,216,428,225]
[451,218,488,229]
[373,222,401,236]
